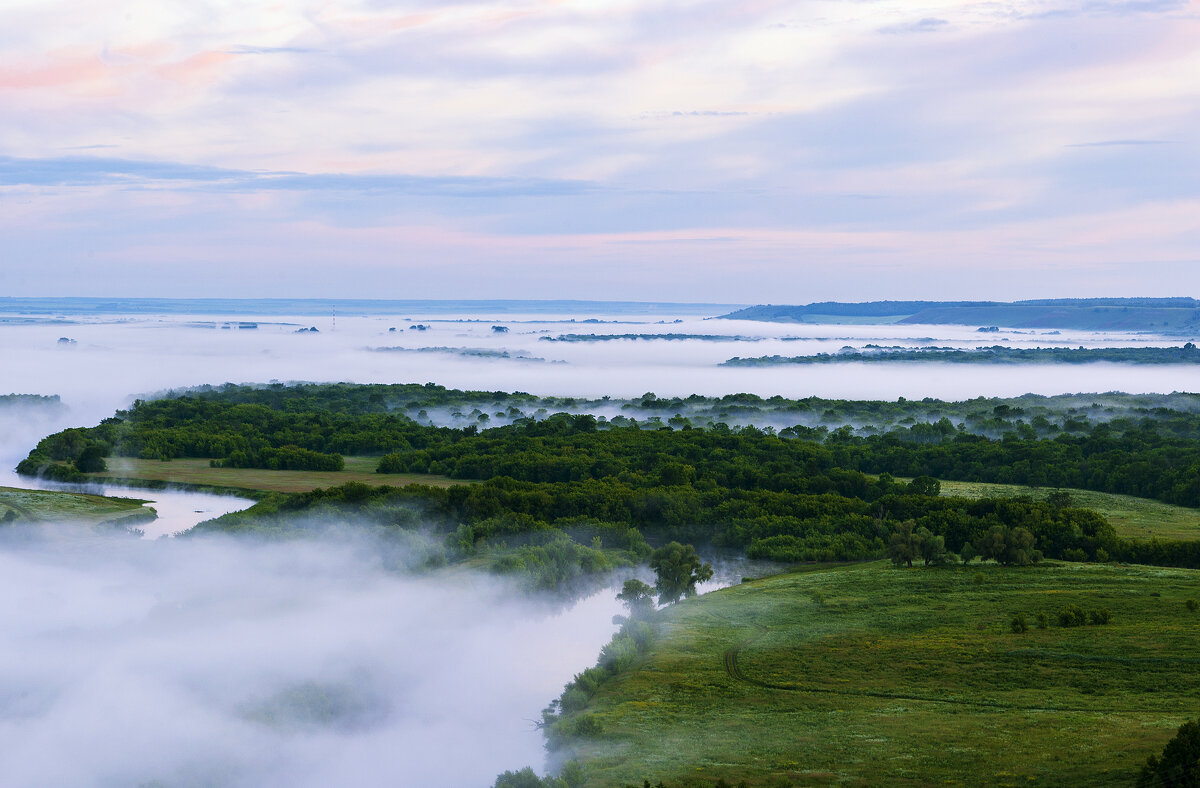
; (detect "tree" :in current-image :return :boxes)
[975,524,1041,566]
[888,520,920,568]
[1046,489,1074,510]
[649,542,713,604]
[616,578,655,618]
[916,526,948,566]
[1138,718,1200,787]
[999,526,1041,566]
[908,475,941,497]
[74,444,107,473]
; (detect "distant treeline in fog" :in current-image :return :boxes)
[0,393,64,409]
[724,297,1200,331]
[724,343,1200,366]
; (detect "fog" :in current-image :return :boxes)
[4,311,1198,434]
[0,528,628,787]
[2,304,1197,786]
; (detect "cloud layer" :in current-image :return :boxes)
[1,0,1197,300]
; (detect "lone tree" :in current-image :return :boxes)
[1138,718,1200,787]
[649,542,713,604]
[616,578,655,618]
[888,520,920,568]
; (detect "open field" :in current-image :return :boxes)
[936,480,1200,542]
[95,456,466,494]
[0,485,155,526]
[563,561,1200,787]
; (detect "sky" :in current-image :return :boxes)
[0,0,1197,302]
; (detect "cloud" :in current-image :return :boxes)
[0,155,594,197]
[226,45,324,56]
[0,0,1197,299]
[1066,139,1175,147]
[879,17,949,34]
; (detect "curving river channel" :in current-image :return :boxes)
[0,466,255,536]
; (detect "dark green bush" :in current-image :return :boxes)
[1058,604,1088,627]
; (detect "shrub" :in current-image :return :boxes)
[1011,613,1028,633]
[1088,608,1112,625]
[1036,612,1048,629]
[1058,604,1087,627]
[572,715,603,737]
[1186,599,1198,612]
[559,688,588,713]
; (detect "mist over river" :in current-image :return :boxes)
[0,303,1195,785]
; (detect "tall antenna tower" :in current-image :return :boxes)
[332,304,336,333]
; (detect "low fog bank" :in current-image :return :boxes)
[0,528,627,787]
[3,314,1197,430]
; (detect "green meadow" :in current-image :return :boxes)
[558,561,1200,787]
[936,480,1200,542]
[0,485,155,526]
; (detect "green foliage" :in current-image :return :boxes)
[1058,604,1088,627]
[22,383,1200,574]
[544,618,658,750]
[214,445,344,471]
[1138,719,1200,788]
[1011,613,1028,633]
[377,452,405,473]
[553,561,1200,786]
[908,475,941,496]
[1186,599,1198,613]
[649,542,713,604]
[974,525,1041,566]
[889,521,949,568]
[73,444,108,473]
[617,579,655,618]
[493,767,570,788]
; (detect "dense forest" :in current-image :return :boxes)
[16,383,1200,578]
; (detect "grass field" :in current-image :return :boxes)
[935,480,1200,542]
[95,456,466,494]
[562,561,1200,787]
[0,485,155,525]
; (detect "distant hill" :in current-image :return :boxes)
[721,298,1200,331]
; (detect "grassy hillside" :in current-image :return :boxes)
[0,486,155,526]
[555,561,1200,787]
[94,456,466,494]
[936,480,1200,542]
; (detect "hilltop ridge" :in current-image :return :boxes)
[720,297,1200,331]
